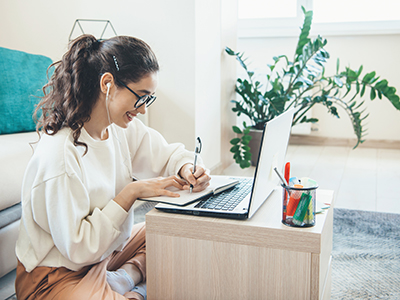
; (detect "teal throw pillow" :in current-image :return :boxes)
[0,47,52,134]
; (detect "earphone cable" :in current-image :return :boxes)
[105,85,134,180]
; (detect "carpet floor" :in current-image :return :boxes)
[331,208,400,299]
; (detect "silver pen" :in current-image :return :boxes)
[190,137,202,193]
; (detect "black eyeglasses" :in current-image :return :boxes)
[112,55,156,108]
[116,79,157,109]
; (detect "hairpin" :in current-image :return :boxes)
[113,55,120,71]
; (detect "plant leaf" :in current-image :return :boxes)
[244,151,252,160]
[230,145,239,153]
[225,47,236,56]
[336,58,340,74]
[295,7,313,57]
[362,71,376,84]
[300,116,318,123]
[242,135,252,143]
[370,88,376,100]
[360,84,366,97]
[232,126,242,134]
[230,138,241,145]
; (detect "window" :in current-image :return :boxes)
[313,0,400,23]
[238,0,297,19]
[238,0,400,37]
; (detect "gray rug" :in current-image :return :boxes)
[331,208,400,299]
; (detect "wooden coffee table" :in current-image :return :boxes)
[146,188,334,300]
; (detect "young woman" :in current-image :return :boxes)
[15,34,210,300]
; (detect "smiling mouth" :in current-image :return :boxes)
[126,111,136,121]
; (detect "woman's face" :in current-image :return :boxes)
[108,72,158,128]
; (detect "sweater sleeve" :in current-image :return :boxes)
[124,119,203,179]
[30,172,129,266]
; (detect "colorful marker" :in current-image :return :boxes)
[293,192,312,226]
[282,162,291,220]
[304,194,315,225]
[286,184,303,217]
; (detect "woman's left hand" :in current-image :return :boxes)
[179,163,211,192]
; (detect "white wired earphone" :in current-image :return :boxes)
[105,82,112,125]
[104,81,134,179]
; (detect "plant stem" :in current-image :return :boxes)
[293,103,315,125]
[285,49,321,97]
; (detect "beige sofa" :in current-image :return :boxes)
[0,132,37,294]
[0,46,52,298]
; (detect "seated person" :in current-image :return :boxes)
[15,34,210,300]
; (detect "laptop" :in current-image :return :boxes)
[155,108,295,220]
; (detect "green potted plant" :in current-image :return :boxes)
[226,7,400,169]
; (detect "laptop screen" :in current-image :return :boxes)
[248,109,294,219]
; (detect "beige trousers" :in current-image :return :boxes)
[16,222,146,300]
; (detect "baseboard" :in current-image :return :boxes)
[289,134,400,150]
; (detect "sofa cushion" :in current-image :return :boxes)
[0,131,38,211]
[0,47,52,134]
[0,220,20,278]
[0,203,21,230]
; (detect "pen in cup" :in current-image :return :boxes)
[190,137,202,193]
[274,167,289,188]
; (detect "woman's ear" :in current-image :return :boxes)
[100,72,115,94]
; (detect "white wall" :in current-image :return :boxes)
[237,33,400,142]
[0,0,238,171]
[195,0,222,169]
[220,0,239,169]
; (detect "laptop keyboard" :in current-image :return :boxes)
[194,178,253,211]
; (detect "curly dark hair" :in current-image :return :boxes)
[35,34,159,154]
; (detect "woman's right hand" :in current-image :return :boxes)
[114,175,187,212]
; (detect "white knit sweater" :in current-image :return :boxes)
[16,119,197,272]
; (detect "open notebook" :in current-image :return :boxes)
[138,176,239,206]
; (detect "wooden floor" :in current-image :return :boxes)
[221,144,400,214]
